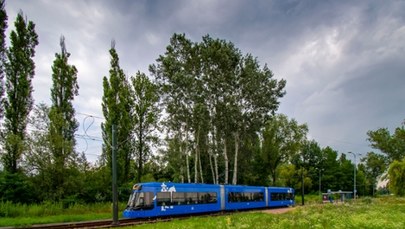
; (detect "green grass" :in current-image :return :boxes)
[1,197,405,228]
[129,197,405,229]
[0,202,125,227]
[0,213,111,227]
[295,193,324,204]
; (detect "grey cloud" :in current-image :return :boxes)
[4,0,405,161]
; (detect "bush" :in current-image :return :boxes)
[0,172,38,204]
[361,196,373,204]
[388,159,405,196]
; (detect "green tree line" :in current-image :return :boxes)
[0,1,404,204]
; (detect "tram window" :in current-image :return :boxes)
[199,192,218,204]
[208,192,218,203]
[228,192,234,202]
[127,192,154,210]
[271,193,291,201]
[228,192,264,202]
[198,192,217,204]
[157,192,171,206]
[198,193,207,204]
[253,192,264,201]
[158,192,218,206]
[271,193,280,201]
[186,192,199,204]
[139,192,154,209]
[229,192,243,202]
[172,192,186,205]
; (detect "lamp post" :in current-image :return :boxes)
[318,151,324,199]
[318,168,322,198]
[301,151,305,206]
[348,152,356,200]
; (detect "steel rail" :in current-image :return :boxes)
[2,207,291,229]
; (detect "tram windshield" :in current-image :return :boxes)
[126,191,154,210]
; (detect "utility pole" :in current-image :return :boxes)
[348,152,356,200]
[301,166,305,206]
[319,169,321,197]
[112,125,118,225]
[319,151,323,200]
[301,149,305,206]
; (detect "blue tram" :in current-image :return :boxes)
[123,182,294,218]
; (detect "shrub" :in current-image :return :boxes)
[388,159,405,196]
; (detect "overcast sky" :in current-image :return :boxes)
[4,0,405,163]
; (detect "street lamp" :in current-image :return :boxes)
[347,152,361,200]
[301,153,305,206]
[318,151,324,198]
[318,167,323,198]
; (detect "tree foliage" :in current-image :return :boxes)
[388,159,405,196]
[152,33,286,185]
[48,36,79,199]
[0,0,7,120]
[260,114,308,185]
[361,152,387,193]
[367,123,405,163]
[130,71,160,183]
[318,147,340,191]
[2,11,38,173]
[101,43,133,186]
[336,154,355,192]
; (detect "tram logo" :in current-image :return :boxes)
[161,182,176,193]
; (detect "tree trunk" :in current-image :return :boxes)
[186,130,191,183]
[186,153,191,183]
[180,167,184,183]
[194,148,198,183]
[232,132,239,185]
[209,150,215,184]
[271,168,277,186]
[194,128,200,183]
[223,138,229,184]
[214,154,219,184]
[179,140,185,183]
[199,147,204,183]
[212,131,219,184]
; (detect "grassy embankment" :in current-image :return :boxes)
[0,201,124,227]
[1,196,404,228]
[129,196,405,229]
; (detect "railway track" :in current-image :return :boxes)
[1,208,292,229]
[0,218,168,229]
[1,212,228,229]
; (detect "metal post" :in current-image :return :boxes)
[319,169,321,197]
[112,125,118,225]
[319,151,323,201]
[301,167,305,206]
[301,149,305,206]
[354,155,356,200]
[348,152,356,200]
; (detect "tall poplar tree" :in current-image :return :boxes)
[2,11,38,173]
[101,42,133,185]
[151,34,195,183]
[0,0,7,120]
[48,36,79,198]
[130,71,160,183]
